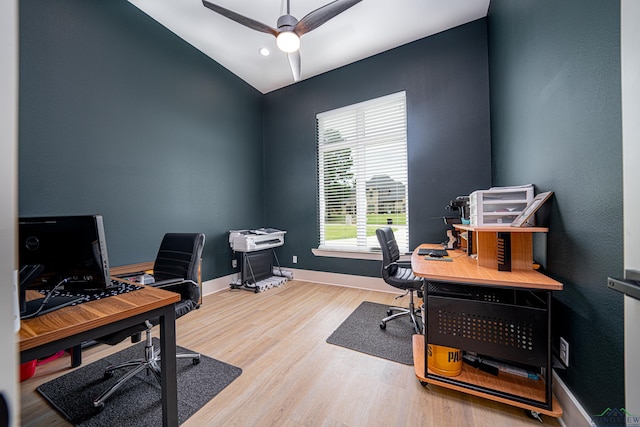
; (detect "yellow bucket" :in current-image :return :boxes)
[428,344,463,377]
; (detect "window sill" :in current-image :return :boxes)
[311,248,412,262]
[311,248,383,261]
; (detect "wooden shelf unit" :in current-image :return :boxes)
[412,244,563,418]
[412,335,562,417]
[454,224,549,271]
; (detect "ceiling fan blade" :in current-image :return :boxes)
[287,51,301,82]
[294,0,363,36]
[202,0,278,36]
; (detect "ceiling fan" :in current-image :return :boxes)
[202,0,363,82]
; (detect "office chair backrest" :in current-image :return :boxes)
[95,233,205,346]
[153,233,205,303]
[376,227,400,277]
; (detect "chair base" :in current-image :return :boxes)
[93,327,200,409]
[379,290,422,334]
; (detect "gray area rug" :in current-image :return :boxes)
[326,301,419,365]
[37,338,242,426]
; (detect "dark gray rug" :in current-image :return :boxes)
[326,301,419,365]
[37,339,242,426]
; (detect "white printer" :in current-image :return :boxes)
[229,228,286,252]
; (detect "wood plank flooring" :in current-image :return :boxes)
[20,280,560,426]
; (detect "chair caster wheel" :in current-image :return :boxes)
[193,357,201,365]
[380,322,386,330]
[386,309,392,316]
[104,371,113,380]
[93,401,104,411]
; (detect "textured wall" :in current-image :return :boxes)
[263,19,492,277]
[19,0,264,279]
[488,0,624,415]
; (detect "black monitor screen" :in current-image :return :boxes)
[18,215,111,291]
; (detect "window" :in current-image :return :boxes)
[317,92,408,252]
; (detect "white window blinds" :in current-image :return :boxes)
[317,92,408,252]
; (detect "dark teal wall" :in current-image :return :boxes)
[19,0,264,280]
[488,0,623,415]
[263,20,492,277]
[19,0,621,416]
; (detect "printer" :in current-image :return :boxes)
[229,228,286,252]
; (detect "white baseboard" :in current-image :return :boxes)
[553,371,592,427]
[202,269,590,427]
[284,268,403,294]
[202,275,235,295]
[201,268,402,297]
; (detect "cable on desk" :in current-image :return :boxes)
[21,277,70,320]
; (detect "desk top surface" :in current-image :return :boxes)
[19,284,179,352]
[412,244,563,291]
[453,224,549,233]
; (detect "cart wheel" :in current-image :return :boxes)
[380,322,386,330]
[526,410,543,423]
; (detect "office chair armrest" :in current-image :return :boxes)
[152,279,200,305]
[151,278,188,287]
[383,261,413,270]
[153,279,198,293]
[383,261,398,270]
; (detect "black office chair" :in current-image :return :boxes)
[93,233,206,409]
[376,227,424,334]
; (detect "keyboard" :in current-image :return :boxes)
[21,280,143,319]
[67,279,143,302]
[417,248,449,257]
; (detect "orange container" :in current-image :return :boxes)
[20,360,37,381]
[428,344,463,377]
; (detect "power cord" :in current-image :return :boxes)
[21,277,70,320]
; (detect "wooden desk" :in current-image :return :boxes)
[19,285,180,427]
[110,261,155,277]
[412,244,563,419]
[411,244,562,291]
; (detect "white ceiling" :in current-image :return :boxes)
[127,0,490,94]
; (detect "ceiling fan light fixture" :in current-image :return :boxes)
[202,0,364,82]
[276,31,300,53]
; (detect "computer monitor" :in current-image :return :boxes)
[18,215,112,292]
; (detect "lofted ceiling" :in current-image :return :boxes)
[127,0,490,94]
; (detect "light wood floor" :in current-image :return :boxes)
[20,280,561,426]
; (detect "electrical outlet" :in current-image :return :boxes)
[293,255,298,264]
[232,259,237,268]
[559,337,569,367]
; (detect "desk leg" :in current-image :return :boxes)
[70,345,82,368]
[159,307,178,427]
